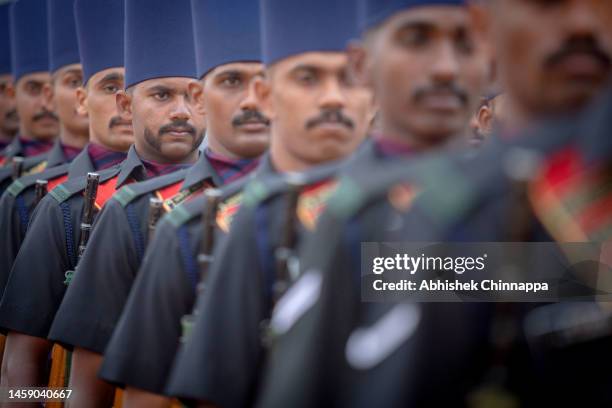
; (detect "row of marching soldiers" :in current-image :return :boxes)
[0,0,611,406]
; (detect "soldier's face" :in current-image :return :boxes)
[127,77,205,162]
[15,71,59,141]
[201,62,269,158]
[479,0,612,118]
[51,64,89,138]
[0,74,18,137]
[357,6,488,149]
[81,68,132,152]
[260,52,373,167]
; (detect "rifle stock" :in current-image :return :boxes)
[180,188,222,342]
[49,173,100,395]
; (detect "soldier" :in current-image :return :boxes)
[0,0,60,197]
[0,0,90,293]
[0,3,18,152]
[257,0,612,406]
[97,2,270,406]
[164,0,374,406]
[1,0,57,165]
[0,0,131,392]
[45,0,237,405]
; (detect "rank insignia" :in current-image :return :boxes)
[216,192,244,233]
[530,146,612,243]
[297,179,339,230]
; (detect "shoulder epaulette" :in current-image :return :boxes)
[48,167,120,204]
[6,164,70,197]
[167,204,193,228]
[113,169,189,208]
[242,179,272,208]
[49,183,73,203]
[326,176,365,220]
[113,185,138,207]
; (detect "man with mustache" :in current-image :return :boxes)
[0,0,61,199]
[164,1,373,407]
[95,2,271,406]
[0,0,88,310]
[0,3,18,152]
[0,0,58,168]
[0,0,134,392]
[47,0,263,405]
[0,0,91,199]
[256,0,612,407]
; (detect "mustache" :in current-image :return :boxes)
[108,116,132,129]
[305,108,354,130]
[159,120,196,137]
[32,110,58,122]
[413,82,468,106]
[546,36,611,70]
[5,109,18,121]
[232,109,270,127]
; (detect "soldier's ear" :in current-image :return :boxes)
[75,86,89,117]
[254,74,274,120]
[188,80,206,117]
[116,89,133,120]
[476,101,494,135]
[42,81,56,112]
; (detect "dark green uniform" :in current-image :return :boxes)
[98,158,274,394]
[47,154,219,353]
[255,91,612,407]
[0,145,95,295]
[0,147,147,337]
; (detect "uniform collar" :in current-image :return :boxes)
[67,144,96,179]
[1,136,23,158]
[181,151,223,190]
[46,138,69,168]
[116,145,147,188]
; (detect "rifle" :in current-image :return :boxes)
[180,188,223,342]
[11,156,24,181]
[49,173,100,398]
[147,197,164,242]
[34,179,48,206]
[273,174,305,305]
[76,172,101,261]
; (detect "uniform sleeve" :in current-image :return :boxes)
[0,195,72,337]
[99,218,197,394]
[166,207,267,408]
[48,198,139,353]
[0,192,20,294]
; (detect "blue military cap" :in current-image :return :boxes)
[47,0,80,73]
[260,0,357,66]
[0,2,12,75]
[74,0,124,85]
[9,0,50,82]
[124,0,196,89]
[191,0,261,79]
[359,0,465,32]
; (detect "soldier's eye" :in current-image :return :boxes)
[222,76,241,87]
[296,72,317,86]
[103,84,119,94]
[25,83,42,95]
[455,29,474,55]
[397,27,430,48]
[153,91,170,101]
